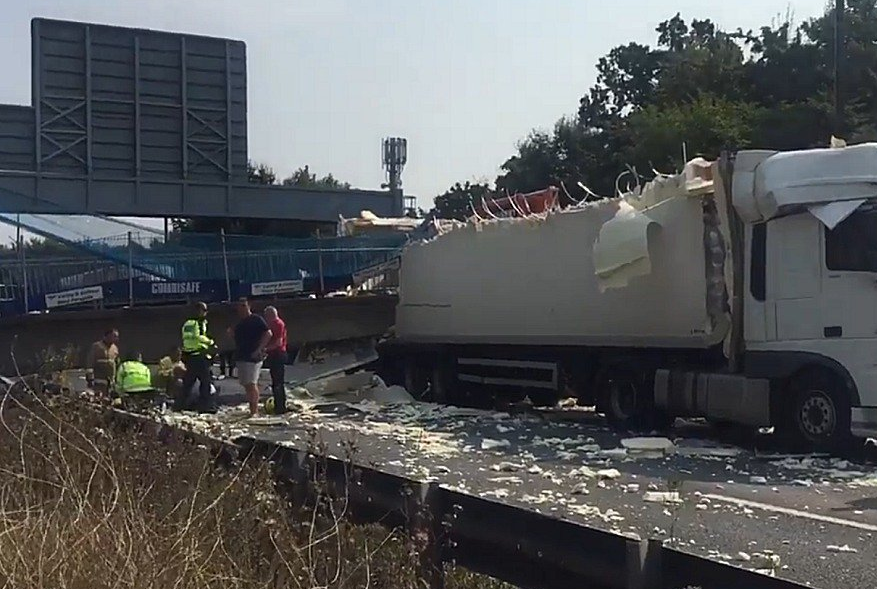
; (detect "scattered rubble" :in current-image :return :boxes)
[481,489,510,499]
[571,483,590,495]
[569,466,597,478]
[492,462,524,473]
[482,438,511,450]
[643,491,682,504]
[488,476,523,485]
[621,437,675,458]
[596,468,621,480]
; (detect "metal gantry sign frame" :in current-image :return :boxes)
[0,18,403,222]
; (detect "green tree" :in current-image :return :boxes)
[492,3,877,199]
[281,165,352,190]
[434,182,492,221]
[174,162,351,237]
[247,161,277,185]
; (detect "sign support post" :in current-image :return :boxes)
[127,232,134,307]
[221,228,231,302]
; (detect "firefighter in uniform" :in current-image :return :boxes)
[86,329,120,398]
[177,301,216,412]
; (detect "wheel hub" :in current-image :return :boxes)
[799,391,836,438]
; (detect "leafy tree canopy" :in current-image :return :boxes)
[434,2,877,213]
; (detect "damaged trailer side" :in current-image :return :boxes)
[385,143,877,451]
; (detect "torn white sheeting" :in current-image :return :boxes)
[748,143,877,223]
[592,201,660,292]
[808,198,865,229]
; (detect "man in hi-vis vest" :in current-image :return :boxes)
[116,351,153,394]
[177,301,216,412]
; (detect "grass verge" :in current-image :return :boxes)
[0,387,509,589]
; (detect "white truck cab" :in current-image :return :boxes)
[735,145,877,442]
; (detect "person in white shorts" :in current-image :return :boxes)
[232,297,272,415]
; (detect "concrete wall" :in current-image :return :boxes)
[0,295,396,374]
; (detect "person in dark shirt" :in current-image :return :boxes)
[233,298,272,415]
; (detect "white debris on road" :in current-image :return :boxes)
[571,483,590,495]
[488,476,523,485]
[481,488,510,499]
[621,437,676,458]
[492,462,524,472]
[569,466,597,478]
[596,468,621,480]
[675,440,742,459]
[643,491,683,504]
[482,438,511,450]
[827,544,859,554]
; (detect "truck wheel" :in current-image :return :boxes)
[430,362,455,404]
[780,369,851,452]
[526,388,560,408]
[403,360,430,400]
[597,368,647,431]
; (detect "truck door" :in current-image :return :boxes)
[768,214,823,341]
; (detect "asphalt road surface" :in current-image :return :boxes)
[102,371,877,589]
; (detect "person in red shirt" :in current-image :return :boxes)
[263,306,288,413]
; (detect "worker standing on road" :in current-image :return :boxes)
[178,301,216,412]
[263,306,288,414]
[86,328,120,398]
[217,323,236,380]
[116,351,153,394]
[234,298,271,416]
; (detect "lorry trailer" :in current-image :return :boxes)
[383,143,877,451]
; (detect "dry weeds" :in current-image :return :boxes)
[0,388,507,589]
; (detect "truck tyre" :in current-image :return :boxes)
[779,369,852,452]
[526,388,560,408]
[596,368,648,431]
[403,359,430,400]
[431,361,455,404]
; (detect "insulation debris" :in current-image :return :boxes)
[596,468,621,480]
[643,491,683,504]
[481,438,511,450]
[621,437,676,458]
[592,201,659,292]
[492,462,524,473]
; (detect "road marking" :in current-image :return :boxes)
[704,494,877,532]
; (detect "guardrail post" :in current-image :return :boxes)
[276,448,310,512]
[626,538,662,589]
[406,482,445,589]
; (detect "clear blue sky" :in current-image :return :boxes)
[1,0,829,208]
